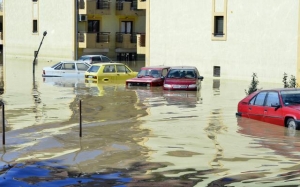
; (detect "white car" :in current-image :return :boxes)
[78,55,112,64]
[42,61,91,77]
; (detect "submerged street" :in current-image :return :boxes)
[0,60,299,186]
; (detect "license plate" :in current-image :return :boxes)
[173,85,187,88]
[88,75,93,78]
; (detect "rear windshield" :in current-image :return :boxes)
[87,65,100,73]
[167,69,196,78]
[281,90,300,105]
[138,69,161,78]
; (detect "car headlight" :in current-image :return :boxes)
[164,84,172,88]
[188,84,197,88]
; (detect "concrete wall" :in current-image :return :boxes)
[4,0,75,62]
[149,0,299,82]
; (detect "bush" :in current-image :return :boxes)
[245,73,259,95]
[283,72,298,88]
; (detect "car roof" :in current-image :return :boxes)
[258,88,300,92]
[141,66,170,70]
[169,66,197,69]
[90,62,126,66]
[81,55,106,57]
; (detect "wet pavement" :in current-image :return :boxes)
[0,60,300,186]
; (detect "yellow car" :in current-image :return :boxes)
[85,62,138,83]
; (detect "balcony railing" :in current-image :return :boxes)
[78,32,110,48]
[96,0,110,10]
[115,0,145,16]
[116,32,137,49]
[116,0,138,10]
[116,32,137,44]
[78,0,111,15]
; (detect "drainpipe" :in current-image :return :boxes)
[75,0,78,60]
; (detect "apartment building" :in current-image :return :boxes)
[137,0,300,82]
[4,0,146,64]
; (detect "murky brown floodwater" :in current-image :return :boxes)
[0,60,299,186]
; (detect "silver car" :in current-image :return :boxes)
[78,55,112,64]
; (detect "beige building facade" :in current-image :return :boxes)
[137,0,300,83]
[3,0,146,63]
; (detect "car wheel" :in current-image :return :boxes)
[287,118,299,131]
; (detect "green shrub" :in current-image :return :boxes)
[283,72,298,88]
[245,73,259,95]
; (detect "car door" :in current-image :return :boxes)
[116,64,134,80]
[76,62,90,76]
[247,91,267,121]
[60,62,77,77]
[263,91,284,126]
[100,64,117,82]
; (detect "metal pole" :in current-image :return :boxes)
[79,100,82,137]
[2,102,5,145]
[32,31,47,83]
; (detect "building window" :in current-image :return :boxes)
[213,66,220,77]
[214,16,224,37]
[88,20,100,33]
[33,20,38,33]
[212,0,227,41]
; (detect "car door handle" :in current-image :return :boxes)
[249,107,251,110]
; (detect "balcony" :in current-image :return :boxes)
[137,34,145,54]
[78,32,110,51]
[116,0,145,16]
[78,0,111,15]
[115,33,137,51]
[138,0,147,9]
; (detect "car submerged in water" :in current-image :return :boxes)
[236,88,300,131]
[85,62,138,83]
[126,66,170,87]
[163,66,204,91]
[42,61,91,77]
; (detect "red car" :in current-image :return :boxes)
[126,66,170,87]
[236,88,300,130]
[163,66,204,91]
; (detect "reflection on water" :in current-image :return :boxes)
[1,61,300,186]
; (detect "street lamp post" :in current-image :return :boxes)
[32,31,47,83]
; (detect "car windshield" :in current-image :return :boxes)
[51,62,62,68]
[167,69,196,78]
[137,69,161,78]
[87,65,100,73]
[281,90,300,105]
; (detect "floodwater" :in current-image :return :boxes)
[0,60,300,186]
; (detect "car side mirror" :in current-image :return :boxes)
[198,76,204,81]
[271,103,281,111]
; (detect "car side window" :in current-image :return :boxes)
[265,92,280,107]
[116,65,126,73]
[254,92,267,106]
[92,57,101,62]
[77,63,90,71]
[103,65,115,73]
[102,56,111,62]
[62,63,75,70]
